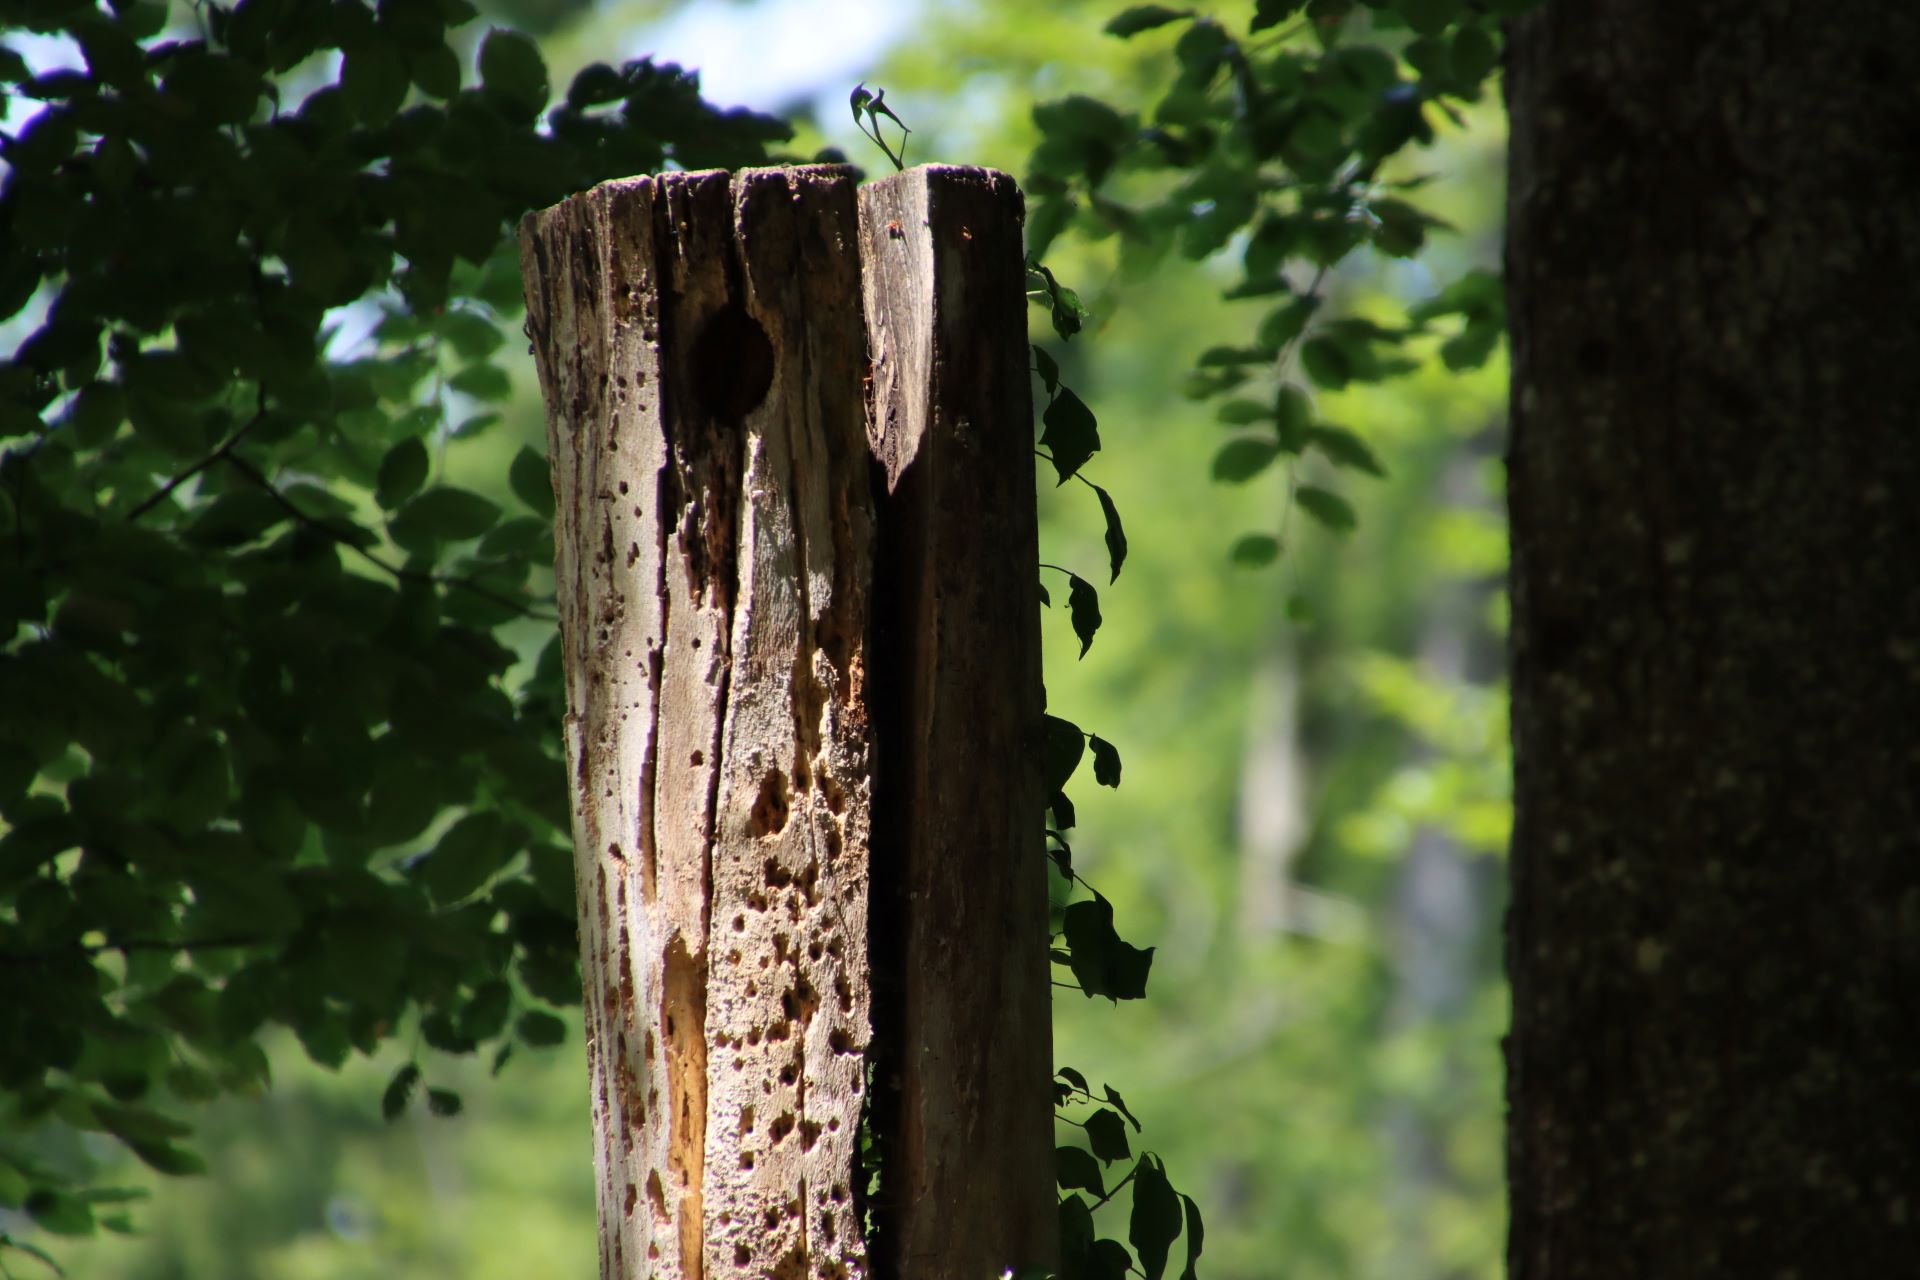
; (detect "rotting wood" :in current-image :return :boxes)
[520,163,1054,1280]
[859,166,1057,1280]
[520,164,873,1280]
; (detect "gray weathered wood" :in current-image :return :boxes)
[859,166,1057,1279]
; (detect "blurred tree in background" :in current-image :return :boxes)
[2,0,1519,1277]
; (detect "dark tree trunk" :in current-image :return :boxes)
[1504,4,1920,1276]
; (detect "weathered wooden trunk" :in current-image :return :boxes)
[1505,3,1920,1275]
[518,165,1055,1280]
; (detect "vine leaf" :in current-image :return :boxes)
[1211,438,1278,483]
[1051,790,1078,831]
[1043,715,1087,794]
[1295,484,1357,533]
[1089,735,1122,788]
[1062,894,1154,1001]
[1103,1083,1143,1131]
[1086,1108,1132,1163]
[1047,830,1074,878]
[1042,388,1101,485]
[1057,1145,1106,1197]
[1179,1194,1206,1280]
[508,444,556,514]
[1092,483,1127,582]
[1066,573,1103,656]
[1229,534,1280,567]
[381,1063,421,1122]
[1130,1154,1183,1280]
[1305,425,1385,476]
[1027,259,1089,340]
[1105,5,1192,37]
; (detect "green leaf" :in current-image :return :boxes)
[478,28,548,116]
[1130,1154,1183,1280]
[0,1159,28,1206]
[1105,5,1191,37]
[1042,716,1086,794]
[509,445,555,516]
[1398,0,1456,36]
[1229,534,1280,567]
[1275,385,1312,451]
[1062,894,1154,1001]
[415,811,519,904]
[1451,24,1498,83]
[516,1009,566,1047]
[1057,1066,1091,1095]
[1067,573,1102,657]
[1251,0,1307,32]
[1295,484,1357,533]
[1305,425,1385,475]
[1440,322,1501,370]
[449,363,511,401]
[1195,346,1270,368]
[410,42,461,98]
[1103,1084,1142,1131]
[341,37,408,124]
[1222,277,1292,301]
[1057,1145,1105,1196]
[392,487,501,547]
[1041,388,1101,485]
[185,489,289,547]
[1088,735,1121,788]
[27,1190,96,1235]
[1257,297,1318,350]
[124,1138,209,1177]
[381,1064,420,1121]
[1211,438,1279,483]
[1300,336,1351,389]
[376,438,430,510]
[427,1087,463,1117]
[1179,1194,1206,1280]
[1085,1108,1132,1163]
[1215,399,1274,425]
[1092,484,1127,582]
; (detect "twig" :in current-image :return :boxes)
[217,450,556,622]
[126,391,270,521]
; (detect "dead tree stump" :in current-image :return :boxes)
[519,164,1055,1280]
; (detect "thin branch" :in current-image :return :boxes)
[218,449,556,622]
[125,391,270,521]
[1085,1163,1139,1212]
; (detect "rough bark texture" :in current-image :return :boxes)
[1505,5,1920,1276]
[519,164,1054,1280]
[520,166,874,1280]
[858,167,1057,1280]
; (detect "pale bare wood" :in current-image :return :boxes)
[521,165,873,1280]
[858,166,1058,1280]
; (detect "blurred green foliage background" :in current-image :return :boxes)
[26,0,1511,1276]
